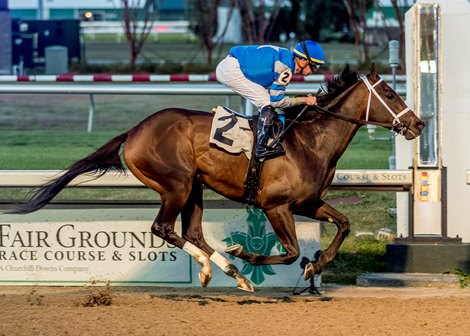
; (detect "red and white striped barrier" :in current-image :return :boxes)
[0,73,333,83]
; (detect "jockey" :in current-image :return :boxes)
[216,40,325,160]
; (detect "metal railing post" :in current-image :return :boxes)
[87,94,95,132]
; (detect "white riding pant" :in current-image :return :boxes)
[216,55,270,110]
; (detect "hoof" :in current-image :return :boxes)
[303,262,315,280]
[195,256,212,287]
[199,271,212,287]
[237,277,254,293]
[225,244,243,257]
[199,262,212,287]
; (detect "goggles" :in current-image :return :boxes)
[309,62,321,71]
[301,41,321,72]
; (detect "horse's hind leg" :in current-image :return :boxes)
[125,159,212,288]
[148,191,215,286]
[181,180,254,292]
[150,192,189,249]
[179,180,212,287]
[122,124,243,289]
[125,172,252,291]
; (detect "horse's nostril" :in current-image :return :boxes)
[416,121,425,131]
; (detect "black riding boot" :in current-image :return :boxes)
[255,105,285,160]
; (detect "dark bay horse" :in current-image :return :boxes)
[12,64,424,292]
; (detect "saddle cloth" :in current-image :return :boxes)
[209,106,253,159]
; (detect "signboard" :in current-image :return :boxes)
[332,170,412,186]
[413,169,442,235]
[0,207,320,288]
[0,220,191,285]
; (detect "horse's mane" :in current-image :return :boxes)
[284,65,361,120]
[320,65,361,103]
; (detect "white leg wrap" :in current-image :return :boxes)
[209,251,231,272]
[183,242,209,264]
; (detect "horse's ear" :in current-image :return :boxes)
[370,63,377,81]
[342,64,351,76]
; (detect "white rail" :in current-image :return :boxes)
[0,83,316,95]
[0,170,413,191]
[0,83,317,132]
[0,82,407,132]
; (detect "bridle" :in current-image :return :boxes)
[274,75,417,147]
[362,77,411,133]
[313,76,415,136]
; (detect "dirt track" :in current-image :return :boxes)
[1,285,469,336]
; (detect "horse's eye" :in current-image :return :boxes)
[386,93,394,100]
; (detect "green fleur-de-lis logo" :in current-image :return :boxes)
[222,207,285,285]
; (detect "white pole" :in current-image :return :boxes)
[87,94,95,132]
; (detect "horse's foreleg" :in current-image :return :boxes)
[182,180,253,292]
[226,204,300,265]
[296,200,350,280]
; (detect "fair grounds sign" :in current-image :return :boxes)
[0,207,318,287]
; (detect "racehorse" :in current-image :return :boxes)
[11,64,424,292]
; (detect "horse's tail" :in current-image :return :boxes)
[9,132,129,214]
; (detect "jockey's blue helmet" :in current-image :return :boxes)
[293,40,325,72]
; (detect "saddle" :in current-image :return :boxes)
[219,106,285,147]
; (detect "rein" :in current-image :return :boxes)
[313,104,395,128]
[312,77,413,135]
[274,75,414,145]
